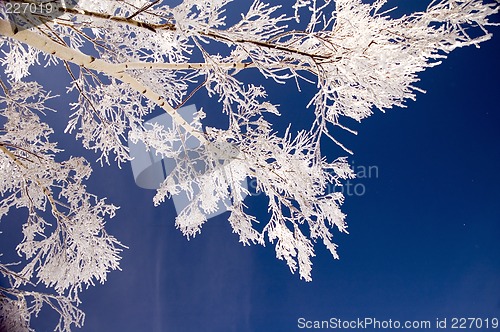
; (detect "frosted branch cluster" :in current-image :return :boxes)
[0,0,497,330]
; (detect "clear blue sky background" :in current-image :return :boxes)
[1,1,499,331]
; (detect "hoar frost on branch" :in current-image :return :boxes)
[0,79,123,331]
[0,0,498,330]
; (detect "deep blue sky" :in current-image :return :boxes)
[1,1,499,332]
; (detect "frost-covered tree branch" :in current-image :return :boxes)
[0,79,123,331]
[0,0,498,330]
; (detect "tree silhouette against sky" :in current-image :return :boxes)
[0,0,498,330]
